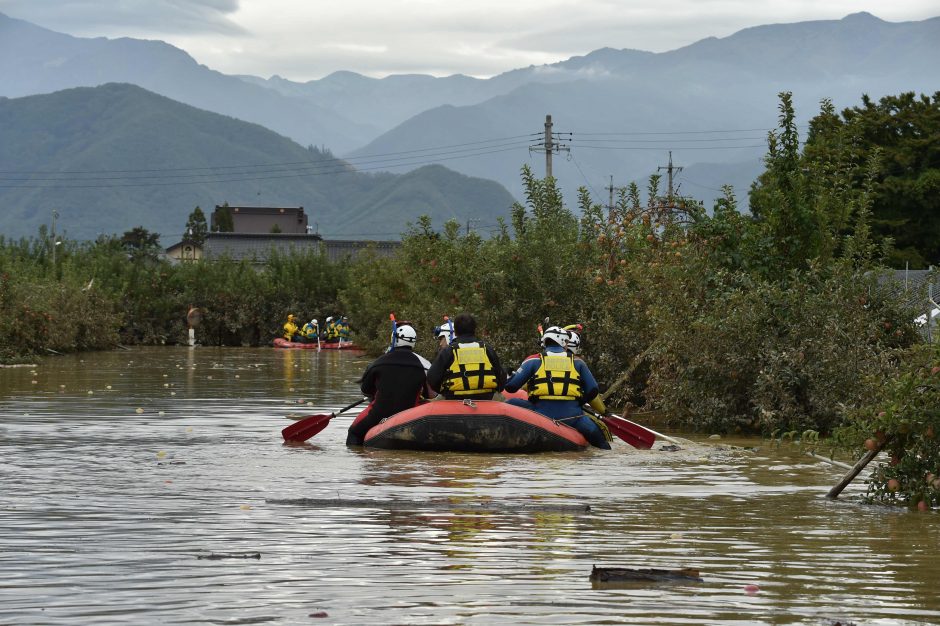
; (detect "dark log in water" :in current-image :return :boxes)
[196,552,261,560]
[590,565,703,584]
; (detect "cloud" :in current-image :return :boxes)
[2,0,938,80]
[0,0,246,36]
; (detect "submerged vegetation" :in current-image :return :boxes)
[2,91,938,508]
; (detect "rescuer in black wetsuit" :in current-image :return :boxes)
[346,324,433,446]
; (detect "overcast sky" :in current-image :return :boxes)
[1,0,937,80]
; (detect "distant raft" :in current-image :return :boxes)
[363,400,589,453]
[273,338,360,350]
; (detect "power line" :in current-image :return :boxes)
[570,144,766,151]
[0,145,527,189]
[569,154,603,201]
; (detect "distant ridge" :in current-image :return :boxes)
[0,84,517,241]
[1,10,938,213]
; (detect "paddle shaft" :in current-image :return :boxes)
[387,314,397,352]
[618,415,682,445]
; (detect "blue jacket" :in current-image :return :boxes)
[504,346,600,419]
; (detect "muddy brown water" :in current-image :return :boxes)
[1,347,938,625]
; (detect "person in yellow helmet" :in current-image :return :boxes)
[283,314,300,342]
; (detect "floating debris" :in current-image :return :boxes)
[196,552,261,560]
[135,408,144,414]
[590,565,703,584]
[660,444,682,452]
[267,497,591,514]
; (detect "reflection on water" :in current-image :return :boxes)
[1,347,938,624]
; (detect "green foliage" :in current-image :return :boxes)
[835,343,940,508]
[185,207,208,245]
[790,91,940,268]
[212,204,234,233]
[0,233,348,358]
[121,226,162,262]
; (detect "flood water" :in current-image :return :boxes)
[1,346,938,625]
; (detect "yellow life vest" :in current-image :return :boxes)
[442,342,498,396]
[527,352,583,401]
[325,322,339,340]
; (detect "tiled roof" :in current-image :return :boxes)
[323,240,400,263]
[202,233,322,261]
[879,268,940,308]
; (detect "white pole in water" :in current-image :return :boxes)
[188,328,195,347]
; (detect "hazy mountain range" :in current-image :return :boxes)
[0,84,515,241]
[1,10,938,241]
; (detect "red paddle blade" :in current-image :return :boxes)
[601,415,655,449]
[281,413,334,442]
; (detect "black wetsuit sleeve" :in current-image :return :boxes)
[426,347,453,392]
[360,363,378,397]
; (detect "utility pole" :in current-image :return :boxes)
[657,151,683,207]
[606,175,615,212]
[465,218,481,235]
[529,114,570,180]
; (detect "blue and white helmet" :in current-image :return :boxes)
[395,324,417,347]
[540,326,570,348]
[567,331,582,355]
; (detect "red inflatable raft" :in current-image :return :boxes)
[363,400,588,453]
[273,338,360,350]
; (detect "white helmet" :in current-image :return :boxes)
[395,324,417,347]
[567,331,582,355]
[435,325,450,340]
[326,316,333,323]
[541,326,570,348]
[311,319,318,325]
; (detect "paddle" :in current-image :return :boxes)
[583,406,656,449]
[387,313,397,352]
[281,397,368,442]
[616,410,683,445]
[444,315,454,342]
